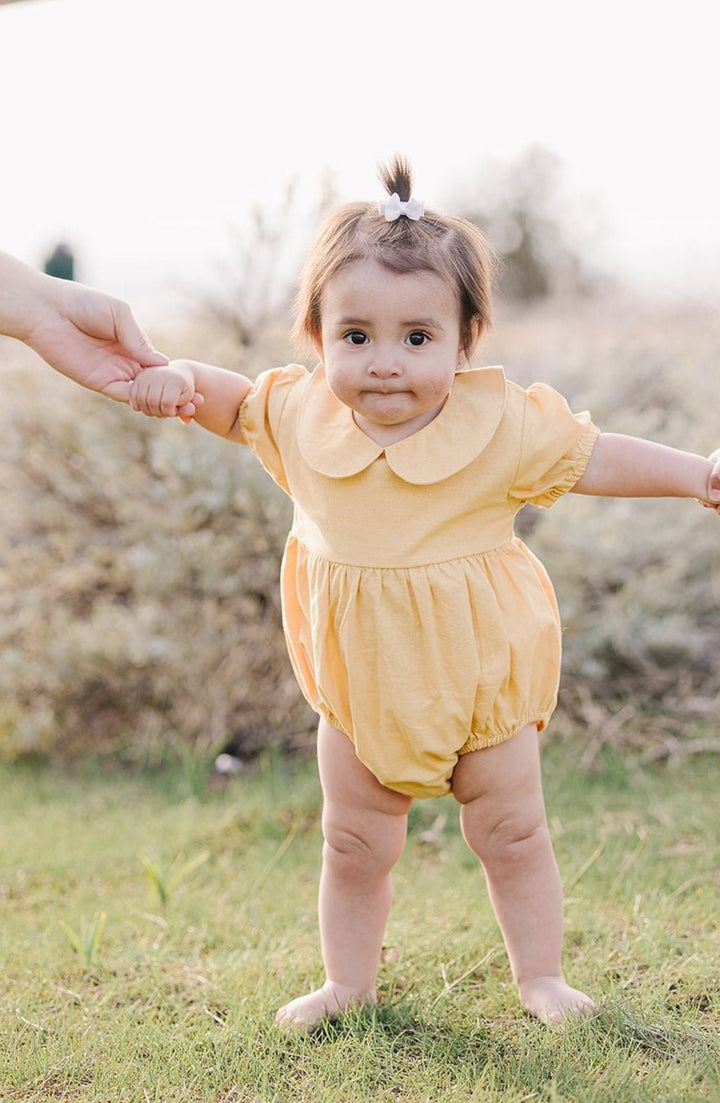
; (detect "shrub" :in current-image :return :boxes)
[1,296,718,764]
[483,297,720,750]
[0,340,313,764]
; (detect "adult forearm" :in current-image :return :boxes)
[0,251,48,340]
[573,433,715,501]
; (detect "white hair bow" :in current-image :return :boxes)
[379,193,425,222]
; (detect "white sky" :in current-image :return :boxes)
[2,0,720,323]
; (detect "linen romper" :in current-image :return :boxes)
[238,363,600,799]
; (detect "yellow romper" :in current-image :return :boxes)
[238,363,600,799]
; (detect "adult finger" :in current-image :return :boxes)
[112,299,168,366]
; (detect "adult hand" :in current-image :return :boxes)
[704,448,720,513]
[0,251,189,409]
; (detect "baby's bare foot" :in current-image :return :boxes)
[519,975,597,1023]
[274,981,377,1033]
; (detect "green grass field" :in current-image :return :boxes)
[1,739,718,1102]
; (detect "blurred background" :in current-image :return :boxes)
[2,0,720,317]
[1,0,719,773]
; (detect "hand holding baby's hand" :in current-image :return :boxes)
[703,448,720,513]
[129,360,204,422]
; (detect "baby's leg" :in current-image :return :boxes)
[275,718,412,1031]
[452,725,596,1022]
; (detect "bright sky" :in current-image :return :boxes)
[2,0,719,322]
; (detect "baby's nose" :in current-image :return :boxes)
[368,349,402,377]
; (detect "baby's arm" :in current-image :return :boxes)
[573,433,720,506]
[129,359,253,442]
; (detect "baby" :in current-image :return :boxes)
[126,156,720,1028]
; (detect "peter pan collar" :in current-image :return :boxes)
[296,364,507,485]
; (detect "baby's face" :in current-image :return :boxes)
[316,258,465,447]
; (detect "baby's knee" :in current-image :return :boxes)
[489,816,549,858]
[465,810,551,869]
[322,820,405,879]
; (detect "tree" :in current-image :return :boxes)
[189,172,337,353]
[462,146,604,303]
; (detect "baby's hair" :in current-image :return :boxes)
[377,154,413,202]
[292,154,497,357]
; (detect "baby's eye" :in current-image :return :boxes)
[344,330,368,346]
[406,331,430,347]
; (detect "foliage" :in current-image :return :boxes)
[461,146,606,302]
[0,340,313,764]
[58,910,107,972]
[140,850,210,909]
[481,298,720,753]
[184,171,337,351]
[1,292,719,763]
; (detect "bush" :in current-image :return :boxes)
[1,295,719,764]
[0,340,313,765]
[483,297,720,751]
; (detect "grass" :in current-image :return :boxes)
[0,739,718,1102]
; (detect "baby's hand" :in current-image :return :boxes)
[129,361,204,422]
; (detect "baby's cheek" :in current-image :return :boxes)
[428,377,455,406]
[325,365,355,403]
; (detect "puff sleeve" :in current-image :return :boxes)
[509,383,601,509]
[237,364,308,495]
